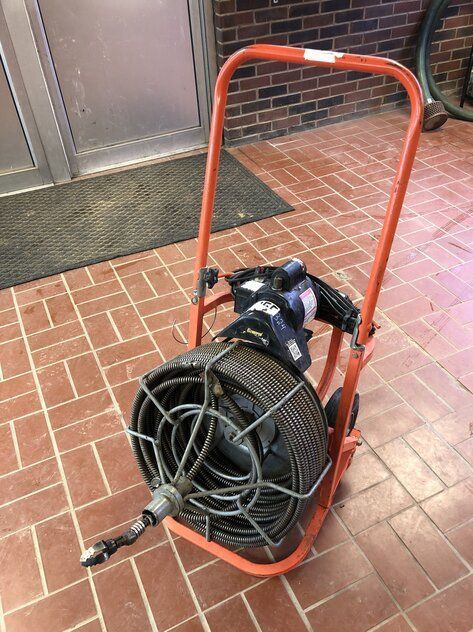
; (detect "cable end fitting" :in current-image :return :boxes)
[142,482,189,525]
[80,539,118,567]
[423,100,448,131]
[80,482,190,568]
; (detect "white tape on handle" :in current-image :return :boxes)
[303,49,344,64]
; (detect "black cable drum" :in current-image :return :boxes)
[129,342,328,548]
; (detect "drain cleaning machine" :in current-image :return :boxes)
[80,45,423,576]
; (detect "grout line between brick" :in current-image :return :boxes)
[87,538,169,578]
[141,272,159,299]
[162,523,211,632]
[21,330,84,353]
[403,571,473,621]
[0,386,40,407]
[9,419,22,469]
[58,429,123,454]
[0,480,61,509]
[69,616,101,630]
[43,299,54,329]
[69,480,143,517]
[240,593,263,632]
[0,595,5,632]
[303,573,377,614]
[197,578,267,616]
[31,524,49,595]
[370,612,416,631]
[130,558,159,632]
[2,577,89,615]
[91,443,112,497]
[163,612,200,632]
[0,511,69,542]
[13,384,107,417]
[106,311,123,343]
[63,360,79,399]
[280,574,313,631]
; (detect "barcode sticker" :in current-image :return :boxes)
[287,339,302,361]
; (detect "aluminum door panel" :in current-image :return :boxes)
[0,56,33,174]
[37,0,200,154]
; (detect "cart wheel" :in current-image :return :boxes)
[325,387,359,435]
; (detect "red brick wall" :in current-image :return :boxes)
[212,0,473,144]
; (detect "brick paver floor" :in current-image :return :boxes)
[0,110,472,631]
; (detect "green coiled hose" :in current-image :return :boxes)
[416,0,473,129]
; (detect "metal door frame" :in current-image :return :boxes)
[22,0,215,177]
[0,3,55,195]
[1,0,71,186]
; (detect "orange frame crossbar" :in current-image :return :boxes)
[165,45,423,577]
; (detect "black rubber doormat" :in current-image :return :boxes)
[0,151,293,289]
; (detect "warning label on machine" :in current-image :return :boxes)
[300,288,317,325]
[241,280,265,293]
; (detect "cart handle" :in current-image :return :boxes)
[190,44,423,348]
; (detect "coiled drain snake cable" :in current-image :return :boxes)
[81,342,329,566]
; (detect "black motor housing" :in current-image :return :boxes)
[218,259,318,372]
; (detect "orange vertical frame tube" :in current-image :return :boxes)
[165,45,423,577]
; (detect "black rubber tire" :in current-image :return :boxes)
[325,387,359,435]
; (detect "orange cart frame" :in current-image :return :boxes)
[165,44,423,577]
